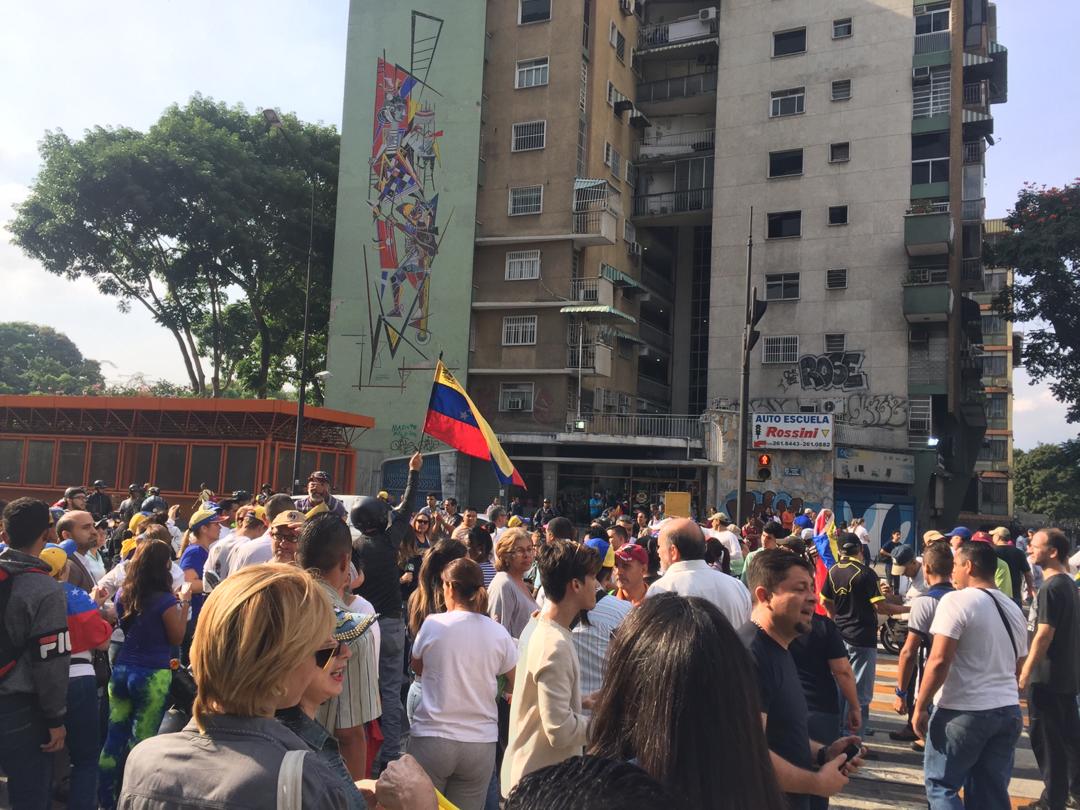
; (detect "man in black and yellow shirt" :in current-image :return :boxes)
[821,534,907,739]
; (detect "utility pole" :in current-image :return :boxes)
[736,208,767,526]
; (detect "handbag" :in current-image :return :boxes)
[92,649,112,689]
[277,749,307,810]
[167,662,198,716]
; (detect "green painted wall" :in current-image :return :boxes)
[325,0,486,491]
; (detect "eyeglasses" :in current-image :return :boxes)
[415,519,430,526]
[314,641,348,670]
[273,530,299,543]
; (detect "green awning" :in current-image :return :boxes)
[559,305,637,324]
[610,328,645,344]
[600,264,645,290]
[962,109,992,123]
[988,41,1007,55]
[962,51,992,66]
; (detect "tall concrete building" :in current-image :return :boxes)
[326,0,1009,539]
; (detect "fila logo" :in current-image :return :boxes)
[38,630,71,659]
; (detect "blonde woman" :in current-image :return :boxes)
[117,564,350,809]
[487,528,538,640]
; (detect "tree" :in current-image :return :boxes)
[1013,440,1080,522]
[0,322,105,395]
[986,181,1080,422]
[9,95,338,399]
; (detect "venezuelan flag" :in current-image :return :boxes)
[812,509,840,616]
[423,361,525,487]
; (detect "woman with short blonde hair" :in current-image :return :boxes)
[494,528,528,572]
[118,564,351,809]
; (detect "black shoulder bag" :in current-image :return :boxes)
[978,588,1018,660]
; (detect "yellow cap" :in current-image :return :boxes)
[507,515,523,528]
[305,502,330,519]
[121,537,139,560]
[377,490,390,501]
[39,547,68,578]
[603,544,616,568]
[129,512,150,533]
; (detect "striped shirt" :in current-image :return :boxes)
[572,594,632,697]
[315,581,381,731]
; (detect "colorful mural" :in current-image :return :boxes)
[364,12,446,380]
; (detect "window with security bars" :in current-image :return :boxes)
[980,479,1008,512]
[831,80,852,101]
[981,314,1005,340]
[830,142,850,163]
[985,393,1007,423]
[615,30,626,62]
[508,185,543,215]
[981,352,1007,376]
[505,250,541,281]
[979,437,1007,461]
[826,269,848,289]
[499,382,535,412]
[762,336,799,364]
[579,62,588,112]
[515,57,549,88]
[512,121,547,151]
[833,18,853,38]
[625,163,637,188]
[824,334,846,353]
[604,143,622,177]
[908,395,932,433]
[765,273,800,301]
[770,88,805,117]
[502,315,537,346]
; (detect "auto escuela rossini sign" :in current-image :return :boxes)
[752,413,834,450]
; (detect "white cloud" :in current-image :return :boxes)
[1011,369,1077,449]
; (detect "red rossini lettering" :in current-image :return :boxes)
[764,427,821,439]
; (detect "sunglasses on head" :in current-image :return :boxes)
[314,641,348,670]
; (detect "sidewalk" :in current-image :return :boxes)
[833,653,1043,809]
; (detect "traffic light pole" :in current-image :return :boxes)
[736,208,754,527]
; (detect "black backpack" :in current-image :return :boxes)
[0,561,51,682]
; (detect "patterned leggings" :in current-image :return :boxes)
[97,663,172,810]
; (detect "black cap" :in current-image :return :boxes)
[128,484,140,492]
[840,532,862,553]
[93,480,107,488]
[64,486,86,499]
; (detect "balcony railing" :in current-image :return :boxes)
[565,412,704,441]
[963,141,984,164]
[639,128,715,152]
[963,81,988,109]
[906,201,950,216]
[638,13,717,51]
[962,257,983,282]
[633,188,713,217]
[636,71,717,105]
[567,344,597,369]
[913,84,950,118]
[569,278,599,302]
[961,198,985,221]
[915,30,951,54]
[904,268,949,286]
[571,209,618,243]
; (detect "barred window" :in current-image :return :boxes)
[826,268,849,289]
[830,142,851,163]
[625,162,637,188]
[604,143,622,177]
[763,335,799,364]
[824,334,846,353]
[508,185,543,215]
[909,395,932,433]
[512,120,547,151]
[516,57,549,89]
[502,315,538,346]
[832,80,852,101]
[505,249,541,281]
[833,18,853,38]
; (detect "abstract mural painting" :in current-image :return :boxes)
[362,11,448,385]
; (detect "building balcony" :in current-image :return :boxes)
[963,80,989,111]
[903,283,953,323]
[638,128,715,162]
[961,198,985,222]
[632,188,713,222]
[963,141,984,165]
[974,458,1012,473]
[566,343,613,377]
[599,264,649,299]
[636,72,717,115]
[961,257,983,290]
[904,203,953,256]
[988,42,1008,103]
[564,412,704,442]
[913,86,950,119]
[571,209,618,247]
[637,11,718,54]
[569,277,600,303]
[915,30,951,55]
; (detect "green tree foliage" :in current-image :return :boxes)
[8,95,338,401]
[1013,439,1080,521]
[0,322,105,395]
[986,181,1080,422]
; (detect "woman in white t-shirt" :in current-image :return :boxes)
[406,558,518,810]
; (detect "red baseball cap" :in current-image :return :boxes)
[614,543,648,566]
[971,530,994,544]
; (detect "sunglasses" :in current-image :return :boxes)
[415,518,430,525]
[314,641,348,670]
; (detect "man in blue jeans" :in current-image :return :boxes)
[820,534,907,740]
[913,541,1029,809]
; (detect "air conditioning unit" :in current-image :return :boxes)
[912,66,931,81]
[822,398,846,415]
[909,327,930,345]
[627,241,643,256]
[699,6,718,22]
[504,399,525,411]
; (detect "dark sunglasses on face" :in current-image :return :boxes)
[415,518,430,525]
[314,641,349,670]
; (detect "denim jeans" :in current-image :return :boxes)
[66,675,101,810]
[840,642,876,736]
[376,617,406,767]
[0,694,53,810]
[923,704,1022,810]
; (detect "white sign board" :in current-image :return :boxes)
[752,413,834,450]
[836,447,915,484]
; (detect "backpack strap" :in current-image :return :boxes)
[0,564,51,681]
[977,587,1019,660]
[276,749,307,810]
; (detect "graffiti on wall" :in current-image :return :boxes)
[781,351,868,392]
[362,11,448,384]
[389,423,439,455]
[749,394,908,429]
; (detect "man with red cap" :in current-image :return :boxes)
[613,543,650,607]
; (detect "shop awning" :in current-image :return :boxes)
[559,305,637,324]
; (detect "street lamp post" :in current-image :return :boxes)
[263,108,318,495]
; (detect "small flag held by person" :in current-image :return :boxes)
[422,360,526,487]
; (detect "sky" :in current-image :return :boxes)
[1,0,1077,449]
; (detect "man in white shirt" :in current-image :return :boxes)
[913,541,1028,809]
[890,545,927,602]
[647,518,751,629]
[226,494,295,573]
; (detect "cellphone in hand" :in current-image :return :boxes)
[842,743,861,763]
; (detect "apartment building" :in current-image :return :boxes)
[325,0,1008,534]
[958,217,1020,526]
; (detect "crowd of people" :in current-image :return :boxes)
[1,463,1078,810]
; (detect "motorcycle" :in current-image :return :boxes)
[879,615,909,655]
